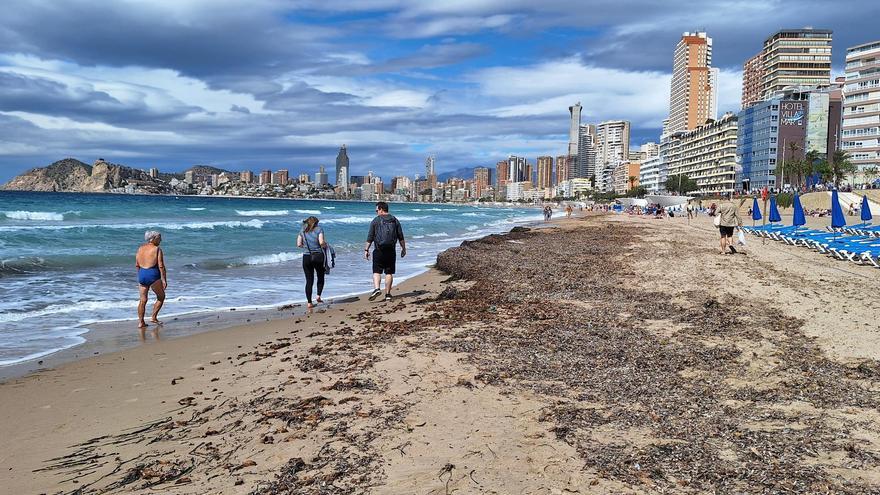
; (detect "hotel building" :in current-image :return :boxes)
[842,40,880,182]
[536,156,553,190]
[473,167,490,198]
[761,29,833,100]
[742,52,764,108]
[668,32,715,133]
[666,112,738,195]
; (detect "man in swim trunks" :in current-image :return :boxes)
[136,230,167,328]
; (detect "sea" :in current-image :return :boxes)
[0,191,541,367]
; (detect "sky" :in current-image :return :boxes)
[1,0,878,183]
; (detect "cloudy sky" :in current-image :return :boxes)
[1,0,877,182]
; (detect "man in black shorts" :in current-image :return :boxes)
[364,201,407,302]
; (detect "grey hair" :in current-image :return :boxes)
[144,230,162,242]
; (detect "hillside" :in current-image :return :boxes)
[1,158,165,193]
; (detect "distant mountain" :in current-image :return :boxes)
[438,166,492,183]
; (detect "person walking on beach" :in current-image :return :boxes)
[364,201,406,302]
[136,231,167,328]
[717,195,743,255]
[297,216,327,309]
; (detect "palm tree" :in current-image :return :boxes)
[830,150,856,188]
[628,175,637,191]
[801,149,821,189]
[864,166,879,187]
[781,141,801,188]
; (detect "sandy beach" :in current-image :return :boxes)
[3,212,880,494]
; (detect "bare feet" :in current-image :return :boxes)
[150,318,163,325]
[138,320,147,328]
[316,296,323,304]
[307,302,314,309]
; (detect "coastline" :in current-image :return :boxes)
[0,207,554,379]
[4,213,877,493]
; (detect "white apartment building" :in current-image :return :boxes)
[666,112,739,195]
[842,40,880,182]
[639,154,666,193]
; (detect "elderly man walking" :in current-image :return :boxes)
[717,195,743,255]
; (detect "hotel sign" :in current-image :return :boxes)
[780,101,806,127]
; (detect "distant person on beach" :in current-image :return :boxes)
[717,195,743,255]
[136,231,167,328]
[297,216,326,309]
[565,205,573,218]
[364,201,406,302]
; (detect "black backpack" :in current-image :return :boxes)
[374,216,399,246]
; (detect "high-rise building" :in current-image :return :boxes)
[474,167,490,198]
[568,102,582,157]
[761,29,833,100]
[842,40,880,183]
[612,162,641,195]
[495,160,509,188]
[639,154,665,194]
[298,173,310,183]
[315,166,328,186]
[738,88,838,190]
[665,112,738,195]
[742,52,764,109]
[259,169,272,185]
[555,155,569,185]
[596,120,631,169]
[240,170,253,183]
[640,142,660,158]
[668,32,713,134]
[273,169,289,186]
[536,156,553,190]
[148,167,159,178]
[576,124,597,179]
[507,155,528,183]
[184,170,195,184]
[335,145,350,192]
[425,155,437,188]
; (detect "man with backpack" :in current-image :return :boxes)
[364,201,407,302]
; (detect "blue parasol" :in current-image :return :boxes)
[769,196,782,223]
[831,190,846,229]
[792,194,805,226]
[861,195,873,222]
[751,197,762,221]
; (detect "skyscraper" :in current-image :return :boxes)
[507,155,527,183]
[474,167,490,197]
[761,29,832,100]
[741,52,764,109]
[240,170,253,183]
[568,102,582,157]
[555,155,569,184]
[495,160,509,188]
[536,156,553,189]
[842,40,880,182]
[315,165,328,186]
[596,120,631,169]
[425,155,437,188]
[335,145,350,192]
[576,124,597,179]
[668,31,713,133]
[259,169,272,185]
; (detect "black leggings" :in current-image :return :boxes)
[302,252,325,303]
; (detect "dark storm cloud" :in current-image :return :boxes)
[0,71,201,124]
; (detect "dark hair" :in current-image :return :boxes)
[376,201,389,213]
[302,216,319,233]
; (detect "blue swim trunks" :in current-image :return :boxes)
[138,267,161,287]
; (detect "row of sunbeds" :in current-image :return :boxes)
[742,222,880,268]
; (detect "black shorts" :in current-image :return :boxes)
[719,226,735,238]
[372,245,396,274]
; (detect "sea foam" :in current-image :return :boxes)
[235,209,289,216]
[2,210,71,221]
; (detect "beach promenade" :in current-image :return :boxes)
[2,213,879,493]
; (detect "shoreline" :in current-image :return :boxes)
[0,211,559,380]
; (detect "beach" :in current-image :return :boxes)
[3,212,880,493]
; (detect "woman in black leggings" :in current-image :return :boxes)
[296,216,326,309]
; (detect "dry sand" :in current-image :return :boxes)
[1,213,879,494]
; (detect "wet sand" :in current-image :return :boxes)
[2,213,879,494]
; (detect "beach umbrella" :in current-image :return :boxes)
[861,195,873,223]
[769,196,782,223]
[792,194,806,227]
[831,190,847,229]
[751,197,762,221]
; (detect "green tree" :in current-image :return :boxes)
[863,166,879,187]
[830,150,856,187]
[665,174,698,194]
[798,149,821,189]
[625,185,647,198]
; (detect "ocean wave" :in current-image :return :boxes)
[466,225,479,231]
[294,209,321,215]
[322,206,336,209]
[462,212,482,217]
[236,209,289,216]
[0,299,137,324]
[186,207,206,211]
[426,232,449,237]
[322,216,373,224]
[0,219,267,232]
[1,210,79,221]
[395,215,426,221]
[0,327,89,366]
[241,251,303,266]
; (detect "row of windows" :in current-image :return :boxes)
[842,127,880,137]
